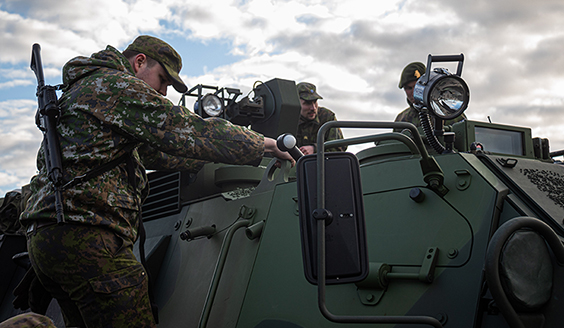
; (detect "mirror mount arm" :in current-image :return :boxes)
[317,121,448,197]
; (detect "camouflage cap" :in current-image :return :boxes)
[399,62,426,89]
[125,35,188,93]
[297,82,323,101]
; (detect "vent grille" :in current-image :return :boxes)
[142,171,181,221]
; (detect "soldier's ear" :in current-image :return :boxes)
[132,54,147,74]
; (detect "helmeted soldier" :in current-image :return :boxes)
[395,62,466,131]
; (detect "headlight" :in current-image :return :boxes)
[201,94,224,117]
[413,55,470,120]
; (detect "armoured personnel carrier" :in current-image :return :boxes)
[1,53,563,328]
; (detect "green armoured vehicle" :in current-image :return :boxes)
[1,54,563,328]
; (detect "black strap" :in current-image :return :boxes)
[124,153,159,324]
[61,143,137,191]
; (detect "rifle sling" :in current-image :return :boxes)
[61,143,137,191]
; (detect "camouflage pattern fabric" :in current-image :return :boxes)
[394,104,466,132]
[0,190,23,235]
[0,313,56,328]
[296,82,322,101]
[296,107,346,152]
[27,224,154,328]
[0,186,31,235]
[21,45,265,242]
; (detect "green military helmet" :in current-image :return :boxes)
[399,62,426,89]
[125,35,188,94]
[297,82,323,101]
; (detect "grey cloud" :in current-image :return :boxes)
[244,16,268,30]
[430,0,564,30]
[521,35,564,77]
[175,5,213,23]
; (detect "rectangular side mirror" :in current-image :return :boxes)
[297,152,368,285]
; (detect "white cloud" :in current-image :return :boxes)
[0,98,41,195]
[0,79,34,89]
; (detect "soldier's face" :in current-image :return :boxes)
[403,80,417,104]
[134,55,173,96]
[300,99,318,120]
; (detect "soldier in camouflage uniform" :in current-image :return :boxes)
[19,35,292,328]
[295,82,346,154]
[395,62,466,132]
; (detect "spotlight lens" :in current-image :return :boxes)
[429,77,468,119]
[202,95,223,117]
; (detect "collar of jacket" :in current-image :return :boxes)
[299,114,320,125]
[62,45,134,87]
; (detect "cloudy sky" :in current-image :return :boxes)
[1,0,564,196]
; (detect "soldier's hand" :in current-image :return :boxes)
[264,137,295,167]
[299,145,315,155]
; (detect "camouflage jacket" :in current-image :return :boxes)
[21,46,265,242]
[0,186,31,236]
[296,107,346,152]
[394,103,466,132]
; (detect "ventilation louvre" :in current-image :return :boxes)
[141,171,181,221]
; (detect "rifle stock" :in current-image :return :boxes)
[31,43,65,223]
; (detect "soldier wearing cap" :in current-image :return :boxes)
[395,62,465,131]
[296,82,346,154]
[18,35,292,327]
